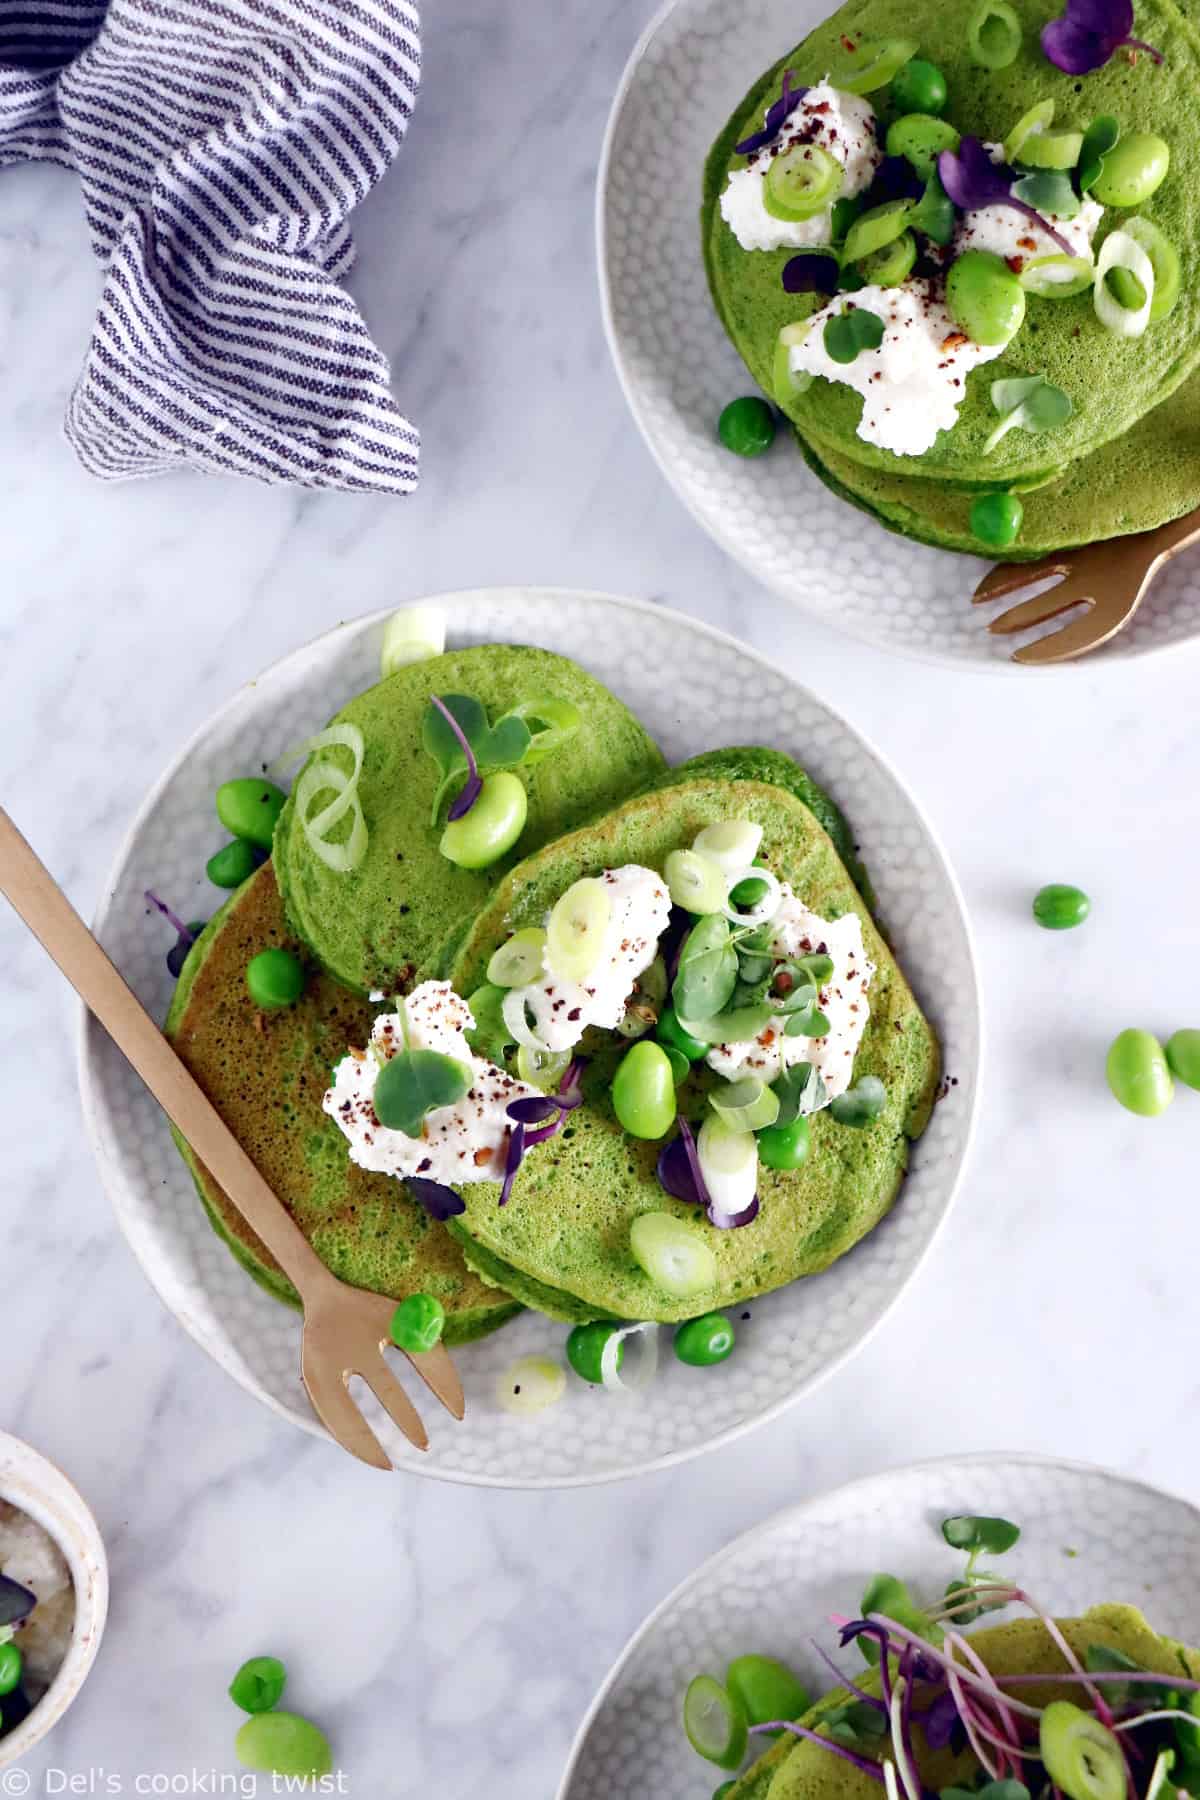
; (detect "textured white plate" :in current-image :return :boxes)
[79,588,979,1487]
[597,0,1200,671]
[559,1454,1200,1798]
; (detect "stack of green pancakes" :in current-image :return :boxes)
[166,644,939,1345]
[703,0,1200,557]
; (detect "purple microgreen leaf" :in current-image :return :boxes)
[0,1574,36,1628]
[507,1095,562,1127]
[937,138,1075,254]
[923,1689,964,1751]
[430,695,482,821]
[708,1192,760,1230]
[1041,0,1162,69]
[404,1176,466,1220]
[782,251,841,295]
[499,1121,525,1206]
[734,71,808,156]
[871,154,926,204]
[656,1116,712,1211]
[558,1056,587,1106]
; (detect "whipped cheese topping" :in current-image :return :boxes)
[706,886,875,1103]
[324,981,540,1186]
[720,79,881,253]
[789,281,1006,456]
[516,864,672,1055]
[955,195,1104,269]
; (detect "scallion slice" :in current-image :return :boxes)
[831,36,918,95]
[722,865,781,926]
[842,199,914,264]
[502,988,552,1055]
[773,322,815,405]
[1094,229,1155,337]
[599,1321,660,1394]
[1019,253,1095,298]
[967,0,1022,68]
[1003,99,1055,165]
[1125,217,1181,321]
[693,820,764,874]
[496,1355,565,1416]
[379,605,445,677]
[763,144,843,221]
[294,753,368,874]
[1019,128,1084,171]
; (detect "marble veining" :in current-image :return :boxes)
[2,0,1200,1792]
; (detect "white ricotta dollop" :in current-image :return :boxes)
[954,195,1104,268]
[706,885,875,1104]
[719,78,881,253]
[788,281,1007,457]
[516,864,672,1055]
[323,981,540,1186]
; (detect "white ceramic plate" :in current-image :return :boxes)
[558,1453,1200,1798]
[597,0,1200,671]
[78,587,979,1487]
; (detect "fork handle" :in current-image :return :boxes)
[0,808,336,1301]
[1150,506,1200,565]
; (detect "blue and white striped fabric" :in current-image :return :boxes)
[0,0,420,492]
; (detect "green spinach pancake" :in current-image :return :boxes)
[274,646,664,995]
[166,861,519,1342]
[704,0,1200,503]
[441,776,939,1325]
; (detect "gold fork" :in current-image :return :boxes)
[972,505,1200,664]
[0,808,465,1471]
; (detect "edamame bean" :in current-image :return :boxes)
[439,771,528,869]
[890,58,947,115]
[566,1321,624,1385]
[1165,1029,1200,1092]
[718,397,776,458]
[757,1116,811,1171]
[235,1712,332,1779]
[206,840,262,889]
[1105,1028,1173,1117]
[1032,884,1090,930]
[612,1040,676,1140]
[1091,133,1170,208]
[674,1312,735,1366]
[658,1006,710,1063]
[947,250,1025,346]
[228,1656,286,1715]
[246,948,305,1010]
[216,778,286,850]
[390,1293,446,1353]
[0,1644,22,1697]
[726,1654,812,1731]
[970,491,1024,549]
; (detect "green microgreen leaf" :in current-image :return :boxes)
[942,1784,1031,1800]
[858,1573,939,1666]
[824,1699,889,1744]
[1011,170,1080,219]
[1079,114,1120,194]
[422,693,533,823]
[672,914,738,1022]
[944,1572,1009,1626]
[784,1005,832,1038]
[464,984,515,1066]
[373,1048,473,1139]
[773,1061,829,1124]
[941,1515,1022,1556]
[824,307,886,365]
[983,375,1074,454]
[829,1075,887,1126]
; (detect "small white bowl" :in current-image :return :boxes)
[0,1433,108,1768]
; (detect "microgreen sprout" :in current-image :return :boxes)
[422,693,533,824]
[1041,0,1163,75]
[735,70,809,156]
[938,137,1075,254]
[983,376,1074,454]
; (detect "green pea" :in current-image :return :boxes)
[228,1655,286,1715]
[729,875,769,907]
[970,491,1024,550]
[0,1643,22,1697]
[1165,1029,1200,1092]
[718,396,776,458]
[757,1116,810,1171]
[1106,1028,1174,1117]
[206,839,261,889]
[612,1040,677,1140]
[566,1321,624,1385]
[946,250,1025,347]
[1091,133,1170,208]
[885,113,960,179]
[726,1654,812,1732]
[1032,884,1091,930]
[235,1712,332,1779]
[890,58,947,115]
[674,1312,735,1367]
[390,1293,445,1354]
[246,948,305,1010]
[439,771,528,870]
[216,778,287,851]
[657,1005,709,1064]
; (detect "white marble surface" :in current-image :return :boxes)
[2,1,1199,1794]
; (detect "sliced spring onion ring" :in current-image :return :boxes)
[1125,216,1181,321]
[773,323,815,404]
[832,36,918,95]
[1003,98,1055,165]
[516,1043,571,1090]
[545,877,612,983]
[599,1321,660,1394]
[496,1355,566,1415]
[1019,129,1083,171]
[723,865,781,926]
[664,848,727,915]
[1094,229,1155,337]
[710,1077,780,1133]
[487,927,548,989]
[693,820,764,874]
[274,722,365,840]
[502,988,551,1055]
[1019,254,1095,298]
[379,604,445,677]
[697,1115,759,1220]
[294,758,368,873]
[763,144,843,221]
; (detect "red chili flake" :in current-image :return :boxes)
[567,1007,582,1022]
[1006,255,1025,273]
[840,32,857,49]
[473,1148,493,1166]
[1016,235,1037,252]
[941,331,970,351]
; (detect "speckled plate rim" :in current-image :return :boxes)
[76,586,982,1489]
[594,0,1200,678]
[555,1451,1200,1795]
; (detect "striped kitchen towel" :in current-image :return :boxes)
[0,0,420,493]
